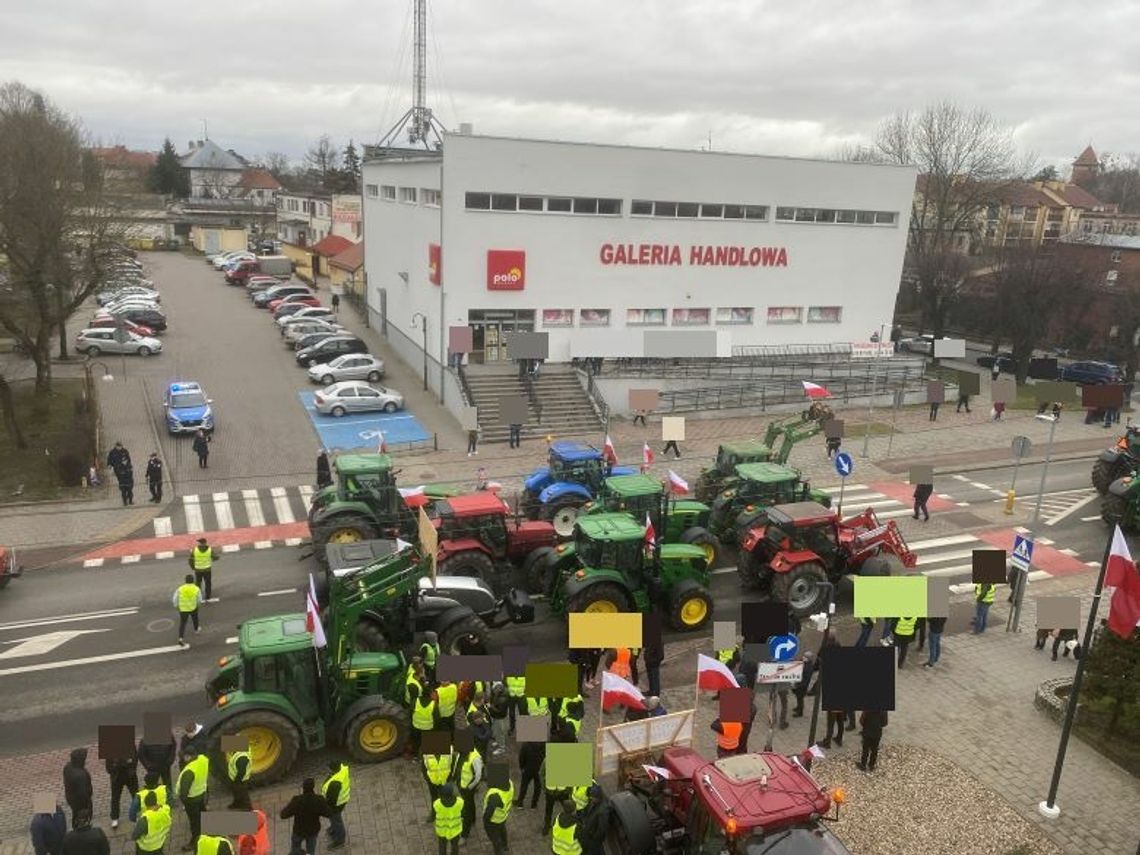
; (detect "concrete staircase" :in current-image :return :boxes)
[464,363,603,444]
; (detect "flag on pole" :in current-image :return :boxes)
[644,512,656,553]
[642,764,672,781]
[377,431,388,453]
[1105,524,1140,638]
[802,380,832,399]
[643,442,654,467]
[601,670,646,711]
[305,574,327,649]
[697,653,740,691]
[667,469,689,495]
[398,485,429,508]
[603,434,618,466]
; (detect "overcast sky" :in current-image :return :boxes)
[4,0,1138,171]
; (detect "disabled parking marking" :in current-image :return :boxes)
[296,390,430,450]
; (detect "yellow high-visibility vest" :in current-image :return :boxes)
[138,785,167,810]
[412,697,437,731]
[458,749,481,790]
[227,750,251,783]
[893,617,918,637]
[178,754,209,799]
[975,584,995,604]
[136,805,172,852]
[196,834,231,855]
[432,797,463,840]
[321,763,351,807]
[505,676,526,697]
[423,753,455,786]
[191,546,213,571]
[484,781,514,824]
[405,670,423,705]
[551,818,582,854]
[526,697,549,716]
[436,682,458,717]
[176,584,200,613]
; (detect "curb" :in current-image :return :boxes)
[932,451,1096,476]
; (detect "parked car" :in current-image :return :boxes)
[976,351,1017,373]
[226,255,293,285]
[103,298,161,314]
[1058,361,1126,385]
[100,307,167,332]
[254,284,312,308]
[313,381,403,416]
[296,336,369,368]
[898,334,945,355]
[213,251,255,270]
[75,328,162,356]
[87,316,154,337]
[97,286,159,306]
[277,306,334,326]
[292,331,340,352]
[270,295,322,315]
[283,320,346,344]
[306,353,386,384]
[164,381,215,434]
[245,275,281,293]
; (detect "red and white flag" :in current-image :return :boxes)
[398,485,429,508]
[697,653,740,691]
[643,442,654,467]
[377,431,388,453]
[802,380,831,399]
[601,670,646,712]
[642,764,672,781]
[667,469,689,495]
[603,434,618,466]
[644,512,657,552]
[305,574,327,649]
[1105,525,1140,638]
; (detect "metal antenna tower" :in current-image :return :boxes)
[378,0,447,151]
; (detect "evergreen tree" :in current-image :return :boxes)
[1082,621,1139,737]
[148,138,189,198]
[341,139,361,193]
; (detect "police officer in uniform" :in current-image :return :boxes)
[176,749,209,852]
[422,746,457,825]
[131,791,172,855]
[431,782,463,855]
[321,760,351,850]
[482,774,514,855]
[189,538,218,601]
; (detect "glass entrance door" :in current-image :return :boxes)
[468,311,535,364]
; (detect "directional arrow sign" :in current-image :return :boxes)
[768,634,799,662]
[834,452,853,478]
[0,629,112,660]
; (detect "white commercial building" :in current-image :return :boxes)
[362,133,915,382]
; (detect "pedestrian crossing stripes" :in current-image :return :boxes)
[816,484,921,521]
[994,488,1099,526]
[153,485,314,541]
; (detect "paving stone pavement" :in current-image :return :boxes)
[0,577,1136,854]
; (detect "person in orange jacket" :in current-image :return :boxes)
[232,793,270,855]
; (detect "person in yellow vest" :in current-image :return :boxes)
[570,778,598,813]
[715,644,739,672]
[130,770,168,823]
[432,782,463,855]
[550,798,583,854]
[419,631,440,683]
[711,717,743,759]
[555,692,584,741]
[540,755,572,836]
[176,748,209,852]
[435,680,459,732]
[973,583,996,633]
[421,746,457,825]
[226,746,251,810]
[411,689,440,756]
[320,760,350,849]
[172,575,204,648]
[504,672,526,733]
[455,736,483,842]
[892,616,918,668]
[189,538,219,602]
[405,658,425,706]
[131,791,172,855]
[194,834,233,855]
[482,773,514,855]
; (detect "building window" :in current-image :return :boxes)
[465,192,490,209]
[542,309,574,327]
[381,185,396,201]
[547,197,572,212]
[573,198,598,215]
[856,211,876,224]
[767,306,802,324]
[422,189,441,207]
[631,200,653,216]
[716,307,753,325]
[700,204,723,218]
[597,198,622,215]
[491,194,517,211]
[775,207,795,221]
[808,306,843,323]
[677,202,700,218]
[1106,270,1119,285]
[654,202,678,217]
[399,187,417,204]
[627,308,666,326]
[875,211,897,225]
[518,196,543,211]
[579,309,610,327]
[672,308,710,326]
[365,184,378,198]
[837,210,857,224]
[744,206,768,221]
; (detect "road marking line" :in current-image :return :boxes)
[1085,561,1099,567]
[213,492,235,530]
[156,551,174,560]
[285,538,302,546]
[1044,492,1099,527]
[270,487,295,524]
[936,494,953,499]
[952,474,971,482]
[1080,515,1101,522]
[956,502,971,507]
[121,555,141,564]
[914,549,979,565]
[876,508,919,520]
[298,485,314,507]
[226,636,238,644]
[183,496,204,533]
[221,544,240,553]
[922,564,975,578]
[254,541,273,549]
[153,517,172,538]
[819,484,868,493]
[83,559,104,568]
[1037,537,1055,546]
[258,588,297,597]
[242,489,265,528]
[0,608,138,632]
[909,535,978,550]
[970,482,993,490]
[1014,527,1030,534]
[0,645,187,677]
[1059,548,1079,556]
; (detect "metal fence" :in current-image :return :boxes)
[600,355,926,384]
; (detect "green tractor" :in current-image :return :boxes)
[542,513,714,631]
[1101,472,1140,531]
[307,453,461,566]
[707,462,832,547]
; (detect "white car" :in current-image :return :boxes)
[97,286,159,305]
[103,297,161,313]
[277,306,334,327]
[313,381,404,416]
[75,328,162,356]
[283,320,347,344]
[213,251,255,270]
[307,354,386,385]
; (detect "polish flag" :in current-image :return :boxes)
[802,381,831,399]
[642,765,672,781]
[601,670,646,712]
[305,574,327,649]
[603,435,618,466]
[697,653,740,691]
[1105,525,1140,639]
[644,512,657,553]
[377,432,388,453]
[643,442,654,467]
[398,485,429,508]
[667,469,689,495]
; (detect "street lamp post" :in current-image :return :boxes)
[861,323,888,458]
[411,312,428,391]
[1031,413,1059,527]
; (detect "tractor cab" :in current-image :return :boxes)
[548,441,611,493]
[695,439,772,502]
[433,493,514,554]
[711,463,832,545]
[309,453,402,521]
[589,474,718,561]
[521,441,638,527]
[763,502,840,558]
[573,513,648,579]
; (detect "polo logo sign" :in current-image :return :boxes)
[487,250,526,290]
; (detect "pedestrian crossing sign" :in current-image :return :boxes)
[1011,534,1034,571]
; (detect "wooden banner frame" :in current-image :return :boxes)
[594,709,695,781]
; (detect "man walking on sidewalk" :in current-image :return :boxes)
[173,575,203,647]
[145,453,163,503]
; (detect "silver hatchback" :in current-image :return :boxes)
[306,353,386,385]
[314,381,404,416]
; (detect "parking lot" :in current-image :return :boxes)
[297,389,430,450]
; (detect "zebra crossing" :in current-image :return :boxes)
[154,485,315,538]
[815,483,924,521]
[990,487,1100,527]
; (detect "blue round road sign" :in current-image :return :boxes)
[769,634,799,662]
[834,452,854,478]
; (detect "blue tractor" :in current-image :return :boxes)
[521,441,638,535]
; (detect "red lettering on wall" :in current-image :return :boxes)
[776,247,788,266]
[600,243,788,267]
[600,244,614,264]
[650,245,664,265]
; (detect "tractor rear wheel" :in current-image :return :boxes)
[312,513,381,559]
[861,554,905,577]
[1101,491,1130,528]
[438,550,496,583]
[1092,458,1126,494]
[679,526,720,568]
[567,583,630,615]
[354,618,391,653]
[436,612,490,655]
[772,561,829,617]
[545,499,583,537]
[604,791,654,855]
[209,710,300,787]
[520,546,556,594]
[669,586,713,631]
[737,549,768,590]
[344,698,409,764]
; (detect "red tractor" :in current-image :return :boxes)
[737,501,917,617]
[433,493,559,595]
[0,546,22,590]
[605,745,850,854]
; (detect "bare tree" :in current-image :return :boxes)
[0,81,123,395]
[261,151,292,180]
[304,135,340,189]
[0,369,25,447]
[874,102,1026,336]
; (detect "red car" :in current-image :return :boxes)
[88,315,155,337]
[269,294,322,313]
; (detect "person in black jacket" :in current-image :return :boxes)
[857,710,889,772]
[105,746,139,830]
[107,442,131,478]
[145,453,164,503]
[642,612,665,696]
[63,749,93,830]
[137,733,176,794]
[578,786,611,855]
[517,741,544,809]
[280,778,332,855]
[912,482,933,521]
[60,808,109,855]
[316,449,332,489]
[791,652,817,717]
[30,802,66,855]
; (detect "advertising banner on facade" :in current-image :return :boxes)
[487,250,526,290]
[331,195,362,224]
[850,342,894,359]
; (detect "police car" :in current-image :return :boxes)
[164,382,215,435]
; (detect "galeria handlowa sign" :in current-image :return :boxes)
[600,243,789,267]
